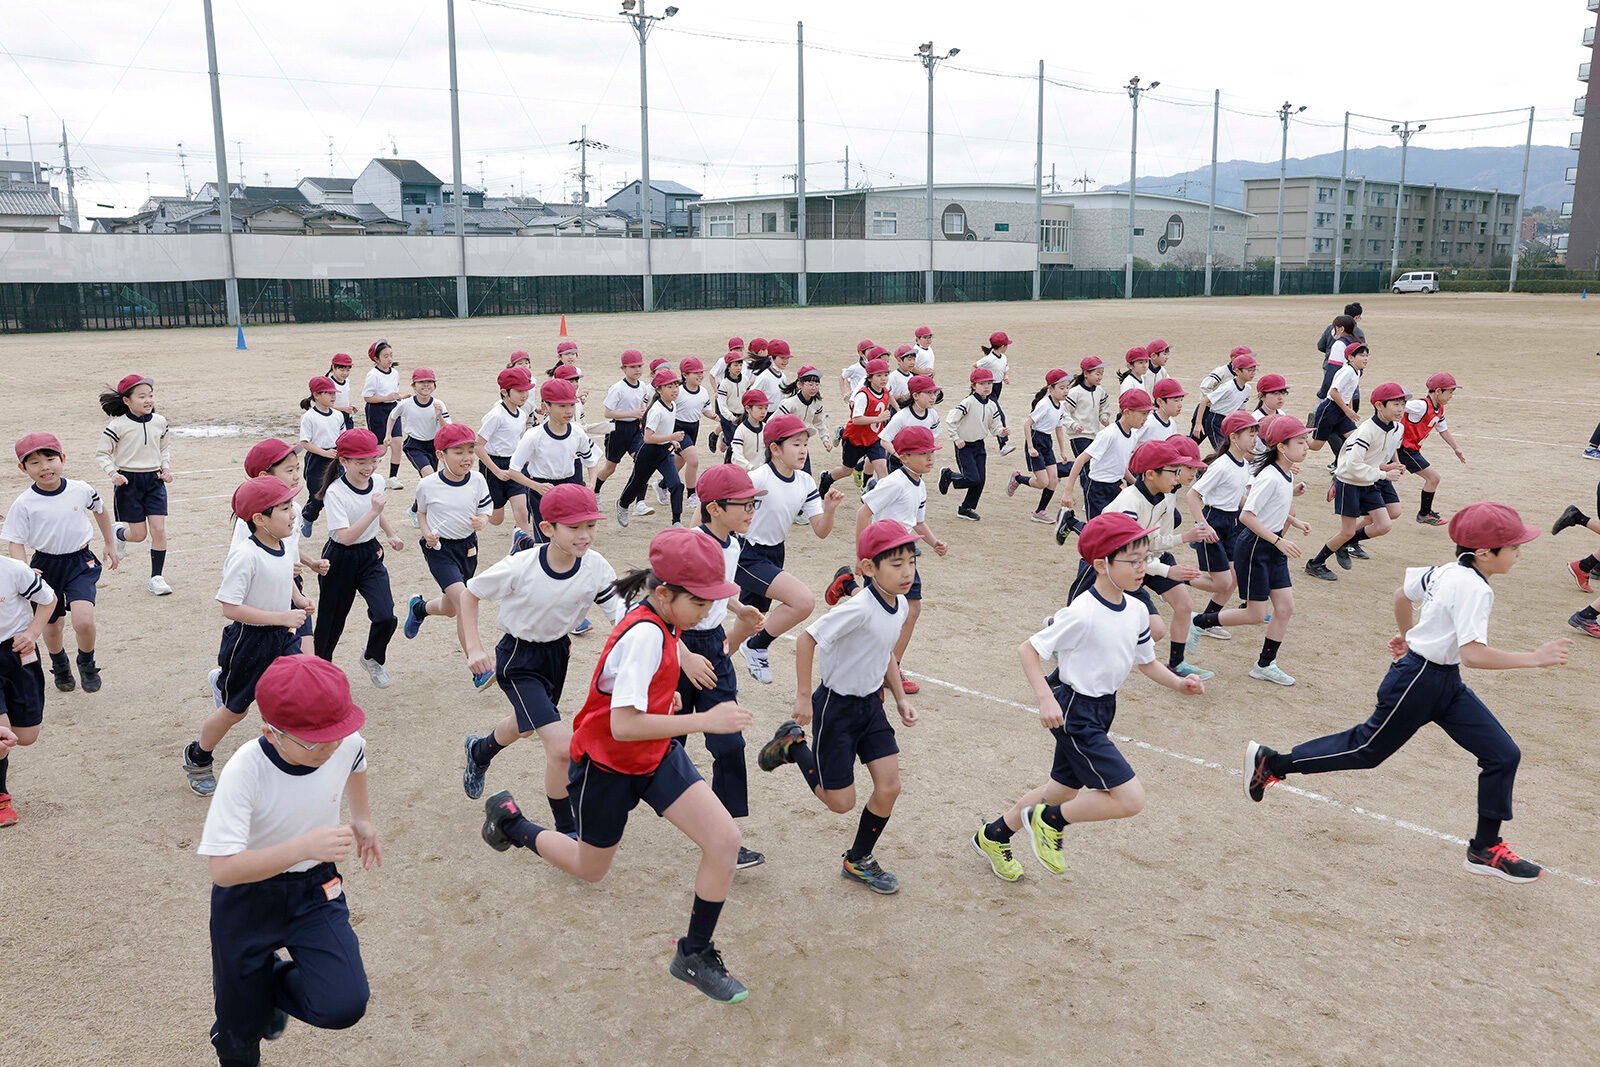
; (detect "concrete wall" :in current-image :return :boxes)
[1069,204,1247,269]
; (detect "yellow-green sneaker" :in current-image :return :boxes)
[1023,804,1065,874]
[970,827,1023,882]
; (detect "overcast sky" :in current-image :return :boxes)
[2,0,1593,217]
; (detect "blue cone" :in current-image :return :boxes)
[236,324,248,349]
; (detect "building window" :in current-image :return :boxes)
[760,212,778,233]
[1372,192,1387,207]
[1166,215,1184,242]
[707,213,734,237]
[1368,240,1382,253]
[1478,222,1487,235]
[1211,223,1227,232]
[1312,237,1331,253]
[402,191,430,205]
[1501,202,1513,215]
[1496,242,1508,254]
[1441,220,1452,233]
[1401,192,1411,207]
[1317,186,1334,202]
[788,212,798,233]
[1343,213,1354,230]
[1041,218,1068,253]
[1416,218,1425,232]
[1439,242,1449,255]
[994,222,1010,232]
[1346,189,1357,205]
[1371,216,1383,231]
[674,198,686,211]
[872,210,897,235]
[942,206,966,235]
[1133,227,1145,236]
[1315,212,1334,228]
[1476,242,1486,254]
[1342,238,1352,254]
[1444,197,1455,211]
[1413,242,1422,254]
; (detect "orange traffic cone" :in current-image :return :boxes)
[559,315,568,337]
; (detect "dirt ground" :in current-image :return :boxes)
[2,292,1598,1065]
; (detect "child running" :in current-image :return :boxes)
[669,357,715,507]
[911,325,935,372]
[1006,368,1072,524]
[820,356,892,494]
[199,654,378,1065]
[840,339,875,402]
[1246,502,1570,883]
[391,368,451,525]
[328,353,357,430]
[1397,371,1467,526]
[757,519,922,895]
[1305,382,1409,581]
[235,438,323,657]
[592,350,649,511]
[313,430,403,689]
[1057,388,1153,536]
[97,373,174,595]
[974,331,1014,408]
[714,351,748,462]
[475,367,533,533]
[617,368,689,528]
[1117,346,1152,396]
[969,512,1203,882]
[882,374,940,475]
[1552,487,1600,600]
[0,536,58,827]
[1184,412,1260,647]
[361,340,403,486]
[479,527,755,1004]
[298,377,345,539]
[509,378,597,548]
[774,366,830,475]
[1310,341,1368,462]
[1137,378,1188,446]
[939,366,1008,521]
[6,432,117,694]
[1191,350,1257,449]
[727,390,771,473]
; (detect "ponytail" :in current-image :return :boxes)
[299,394,315,411]
[546,361,564,380]
[747,353,773,377]
[98,388,130,417]
[1248,446,1282,476]
[979,343,995,356]
[1031,384,1050,406]
[780,377,802,397]
[315,457,343,501]
[1117,366,1143,383]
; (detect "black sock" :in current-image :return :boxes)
[1258,637,1282,668]
[1038,487,1055,511]
[0,754,8,794]
[49,649,69,671]
[747,628,776,651]
[669,484,684,524]
[502,815,546,854]
[1266,750,1296,777]
[1580,606,1600,621]
[1169,641,1186,669]
[681,895,724,955]
[985,815,1015,843]
[75,649,95,668]
[1419,490,1435,515]
[548,796,574,836]
[845,805,890,862]
[1581,554,1600,572]
[1472,816,1502,850]
[1204,599,1223,615]
[472,733,506,765]
[1040,804,1069,830]
[1347,530,1367,545]
[186,740,214,765]
[410,597,427,621]
[792,741,820,791]
[389,463,400,478]
[593,478,606,497]
[1312,545,1333,564]
[151,549,166,577]
[1195,610,1221,631]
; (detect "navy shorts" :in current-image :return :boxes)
[1312,400,1355,443]
[906,565,922,601]
[402,437,437,475]
[1234,531,1292,602]
[674,419,700,447]
[421,534,478,591]
[1084,477,1122,519]
[0,646,45,729]
[113,470,167,523]
[1194,507,1240,572]
[569,740,703,849]
[1143,551,1184,595]
[1377,478,1399,505]
[292,575,313,640]
[735,540,786,610]
[481,455,519,509]
[1200,408,1226,450]
[216,621,299,715]
[303,454,336,504]
[31,548,100,623]
[677,626,737,712]
[366,400,396,442]
[1047,678,1133,790]
[1333,478,1387,517]
[604,421,642,464]
[496,633,570,732]
[1027,430,1058,472]
[1396,446,1430,473]
[842,438,886,469]
[811,685,899,791]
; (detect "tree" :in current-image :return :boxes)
[1251,256,1275,272]
[1131,256,1154,270]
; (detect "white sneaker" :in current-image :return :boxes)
[999,441,1016,456]
[616,503,630,528]
[360,656,392,689]
[207,667,224,709]
[1248,662,1296,687]
[632,501,655,516]
[685,492,700,511]
[113,521,128,543]
[739,638,772,684]
[1199,625,1232,640]
[795,513,810,525]
[656,484,670,506]
[148,575,173,596]
[1185,626,1199,657]
[388,473,404,487]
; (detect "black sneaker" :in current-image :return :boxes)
[735,845,765,869]
[78,661,101,693]
[1346,542,1369,560]
[825,566,858,606]
[818,471,834,496]
[51,665,75,693]
[262,1007,289,1041]
[841,852,900,894]
[463,734,489,800]
[1553,504,1586,536]
[1465,840,1542,883]
[669,941,749,1004]
[1334,546,1354,570]
[955,506,981,522]
[758,720,804,772]
[481,790,519,852]
[1304,558,1338,581]
[1054,507,1076,546]
[1243,741,1282,803]
[938,468,953,496]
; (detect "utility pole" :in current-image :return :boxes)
[328,136,334,176]
[446,0,469,318]
[570,125,609,235]
[23,116,36,181]
[201,0,240,326]
[235,139,244,186]
[1508,106,1535,293]
[797,20,808,305]
[1274,100,1306,296]
[1125,75,1158,299]
[844,146,848,190]
[620,0,678,312]
[917,40,960,304]
[1333,112,1349,293]
[1205,89,1218,296]
[1033,58,1043,301]
[59,123,79,232]
[177,142,192,197]
[1389,120,1425,276]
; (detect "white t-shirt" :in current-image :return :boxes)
[841,360,868,394]
[198,734,367,875]
[3,479,101,554]
[1205,376,1252,417]
[1401,562,1493,666]
[324,474,387,543]
[974,352,1009,382]
[882,403,940,444]
[414,470,492,540]
[860,468,926,533]
[1191,451,1251,512]
[912,343,935,373]
[691,526,743,633]
[1084,421,1140,484]
[362,367,399,400]
[645,399,680,443]
[1327,336,1353,366]
[604,378,647,422]
[394,396,449,441]
[887,368,915,403]
[806,584,908,697]
[1243,463,1294,534]
[332,377,351,412]
[478,401,528,457]
[1030,586,1154,698]
[0,556,55,640]
[216,535,296,613]
[512,423,597,482]
[674,384,713,424]
[1136,413,1184,448]
[747,463,823,545]
[1327,365,1362,408]
[751,367,786,403]
[1028,395,1066,435]
[716,375,748,419]
[467,545,623,641]
[231,501,303,563]
[597,621,665,712]
[300,407,344,453]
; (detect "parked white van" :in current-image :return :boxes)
[1392,271,1440,293]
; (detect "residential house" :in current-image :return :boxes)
[605,179,700,237]
[0,184,65,232]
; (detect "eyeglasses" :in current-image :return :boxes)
[1155,467,1182,477]
[269,726,335,752]
[1108,555,1148,568]
[712,499,759,512]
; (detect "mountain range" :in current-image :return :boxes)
[1099,145,1577,214]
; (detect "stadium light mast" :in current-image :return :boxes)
[200,0,240,326]
[447,0,469,318]
[918,41,959,304]
[621,0,678,312]
[1125,75,1158,299]
[1274,101,1306,296]
[1389,120,1425,276]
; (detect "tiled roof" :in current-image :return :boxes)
[301,177,356,192]
[371,158,444,185]
[0,188,64,216]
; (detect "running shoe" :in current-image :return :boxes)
[956,507,981,522]
[1570,561,1594,594]
[757,720,804,772]
[825,566,858,606]
[1553,505,1586,535]
[207,667,223,709]
[735,846,765,870]
[78,659,101,694]
[1054,507,1076,546]
[738,638,771,684]
[1173,661,1214,680]
[409,501,419,529]
[971,827,1024,882]
[148,575,174,596]
[472,668,496,691]
[853,468,866,489]
[1416,512,1445,526]
[1248,662,1296,686]
[481,790,518,851]
[571,618,593,636]
[1023,804,1065,874]
[616,503,630,528]
[0,793,17,827]
[1346,542,1369,560]
[1243,741,1282,802]
[404,595,426,639]
[668,941,750,1004]
[899,669,919,694]
[841,853,900,894]
[300,516,314,539]
[1005,472,1024,498]
[510,528,536,555]
[1583,446,1600,461]
[462,735,489,799]
[53,662,76,693]
[1568,612,1600,639]
[184,744,217,797]
[633,498,655,514]
[656,484,670,506]
[1334,546,1354,570]
[1029,510,1053,524]
[999,441,1016,457]
[388,473,403,488]
[1304,559,1338,581]
[1198,625,1231,640]
[938,468,953,496]
[262,1008,289,1042]
[1184,626,1199,657]
[1464,840,1542,883]
[360,656,392,689]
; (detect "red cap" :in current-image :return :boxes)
[858,518,920,562]
[621,349,644,367]
[1426,371,1458,391]
[244,438,296,478]
[988,331,1012,347]
[748,338,769,354]
[1145,339,1170,355]
[797,365,821,381]
[1119,388,1154,413]
[866,347,890,361]
[741,389,770,408]
[894,343,916,359]
[908,374,937,394]
[539,483,605,525]
[1229,345,1253,358]
[1259,415,1310,446]
[1128,439,1181,475]
[508,350,530,366]
[723,350,745,364]
[1169,435,1207,469]
[257,655,365,743]
[651,528,741,600]
[540,379,579,404]
[309,376,337,395]
[762,413,808,445]
[728,337,745,350]
[15,431,64,462]
[367,340,390,362]
[863,358,890,375]
[1077,512,1159,564]
[1344,341,1369,359]
[653,368,681,389]
[499,367,533,391]
[1230,353,1257,371]
[1125,346,1149,365]
[411,367,436,383]
[679,357,704,374]
[1045,368,1069,386]
[116,373,153,395]
[970,366,995,384]
[892,426,942,455]
[335,428,385,459]
[331,352,354,367]
[649,357,669,373]
[556,340,579,355]
[1448,501,1541,550]
[1152,378,1186,400]
[1079,356,1104,372]
[434,423,476,451]
[231,474,299,522]
[768,340,791,357]
[1370,382,1409,405]
[915,326,933,339]
[1221,411,1259,437]
[553,364,581,381]
[1255,373,1289,394]
[857,339,875,355]
[696,464,765,503]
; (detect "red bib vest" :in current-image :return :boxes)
[1401,396,1443,452]
[570,602,681,775]
[843,386,889,446]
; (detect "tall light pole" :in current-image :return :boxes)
[1125,75,1158,299]
[1273,101,1305,296]
[1389,120,1425,276]
[446,0,468,319]
[621,0,678,312]
[200,0,239,327]
[917,41,959,304]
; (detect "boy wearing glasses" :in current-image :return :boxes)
[969,513,1204,882]
[199,654,379,1066]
